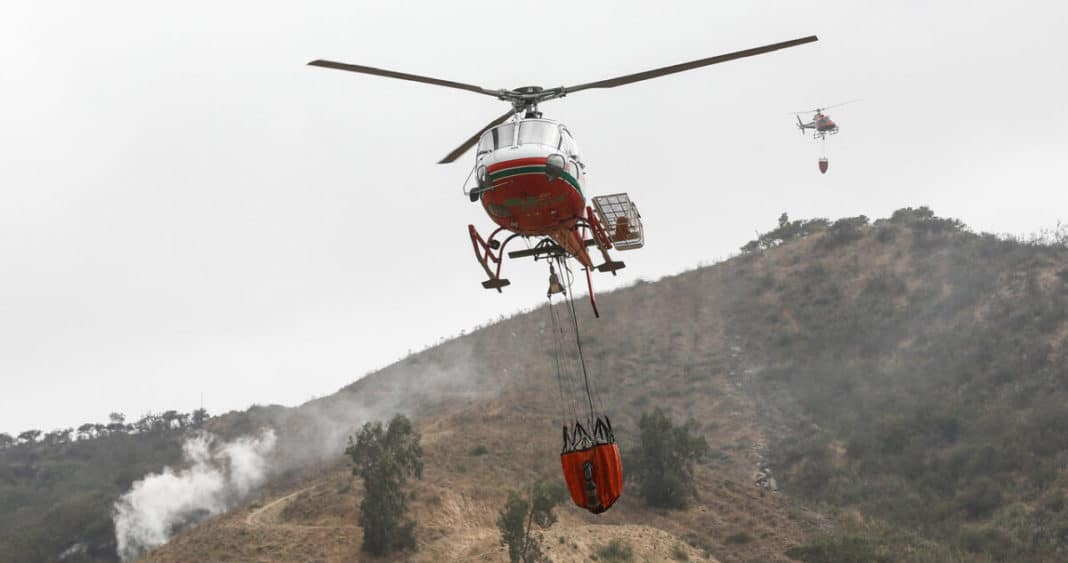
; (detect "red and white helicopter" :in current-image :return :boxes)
[796,110,837,138]
[793,100,857,174]
[309,36,818,313]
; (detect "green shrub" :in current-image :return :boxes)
[957,478,1003,519]
[629,409,708,509]
[784,536,885,563]
[821,215,869,249]
[595,538,634,562]
[725,531,754,544]
[740,212,829,252]
[497,480,565,563]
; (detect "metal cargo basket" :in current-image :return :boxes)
[592,193,644,251]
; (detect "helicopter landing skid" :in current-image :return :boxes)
[481,278,511,290]
[467,215,623,317]
[584,205,626,276]
[468,224,517,293]
[596,260,626,273]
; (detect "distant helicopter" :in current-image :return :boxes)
[308,36,818,313]
[796,110,837,138]
[792,100,858,174]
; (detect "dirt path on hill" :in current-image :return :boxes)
[242,485,358,530]
[244,488,305,527]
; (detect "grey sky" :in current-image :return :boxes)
[2,1,1066,434]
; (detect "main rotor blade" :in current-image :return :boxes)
[821,99,861,111]
[307,59,500,98]
[789,99,861,115]
[439,110,515,164]
[563,35,818,94]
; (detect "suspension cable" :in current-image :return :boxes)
[547,297,568,424]
[558,256,597,430]
[547,294,578,425]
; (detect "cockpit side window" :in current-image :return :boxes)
[478,130,494,154]
[495,122,516,149]
[560,128,581,159]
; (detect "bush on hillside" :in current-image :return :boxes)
[741,212,829,253]
[594,538,635,562]
[820,215,869,249]
[497,479,565,563]
[629,409,708,509]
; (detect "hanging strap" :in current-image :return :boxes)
[561,416,616,453]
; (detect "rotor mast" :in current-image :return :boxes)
[499,86,561,117]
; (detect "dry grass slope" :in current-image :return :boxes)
[146,246,830,562]
[148,210,1068,562]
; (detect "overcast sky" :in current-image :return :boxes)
[2,1,1066,434]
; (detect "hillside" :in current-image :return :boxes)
[0,413,214,562]
[725,210,1068,560]
[144,240,825,562]
[5,208,1068,562]
[147,208,1068,562]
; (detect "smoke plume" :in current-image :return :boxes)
[111,341,493,559]
[112,429,276,561]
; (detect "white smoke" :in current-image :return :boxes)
[110,341,492,559]
[112,429,277,561]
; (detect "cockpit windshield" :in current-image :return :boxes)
[518,120,560,147]
[479,120,564,155]
[479,122,517,154]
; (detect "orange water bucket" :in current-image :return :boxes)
[560,443,623,514]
